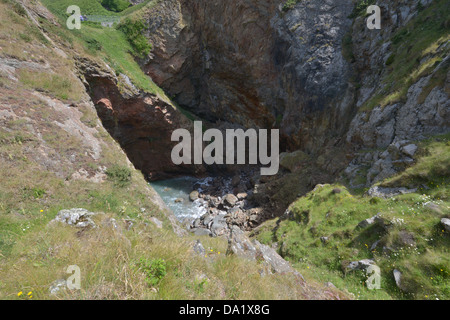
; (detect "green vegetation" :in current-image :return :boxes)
[101,0,130,13]
[282,0,302,12]
[117,18,152,58]
[136,258,167,287]
[18,70,74,101]
[39,0,167,97]
[41,0,119,17]
[106,165,132,187]
[342,31,355,63]
[348,0,376,19]
[253,134,450,300]
[359,0,450,112]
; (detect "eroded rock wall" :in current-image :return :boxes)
[143,0,356,153]
[77,57,205,180]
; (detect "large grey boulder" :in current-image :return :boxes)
[223,194,238,207]
[51,208,97,228]
[345,259,376,272]
[401,144,418,158]
[356,213,381,229]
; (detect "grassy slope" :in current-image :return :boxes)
[0,0,343,300]
[40,0,167,99]
[253,134,450,300]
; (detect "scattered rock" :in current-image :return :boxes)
[149,217,163,229]
[174,198,184,203]
[236,192,248,200]
[345,259,376,272]
[210,213,228,236]
[223,194,238,207]
[320,236,329,244]
[356,213,381,229]
[370,240,381,251]
[401,144,418,158]
[424,202,442,214]
[249,214,259,225]
[228,226,304,280]
[189,191,199,201]
[102,217,119,231]
[368,186,417,198]
[395,231,416,248]
[49,279,67,295]
[51,208,96,228]
[124,219,134,230]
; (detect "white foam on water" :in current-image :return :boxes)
[150,176,210,222]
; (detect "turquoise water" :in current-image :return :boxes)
[150,176,213,221]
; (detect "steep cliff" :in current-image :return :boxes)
[142,0,448,182]
[143,0,356,153]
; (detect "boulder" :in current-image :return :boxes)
[51,208,96,228]
[149,217,163,229]
[236,192,248,200]
[401,144,418,157]
[356,213,380,229]
[345,259,376,271]
[223,194,238,207]
[189,191,199,201]
[49,279,67,295]
[190,228,212,237]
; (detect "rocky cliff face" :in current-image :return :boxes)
[142,0,449,187]
[143,0,356,153]
[344,0,449,186]
[77,57,204,180]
